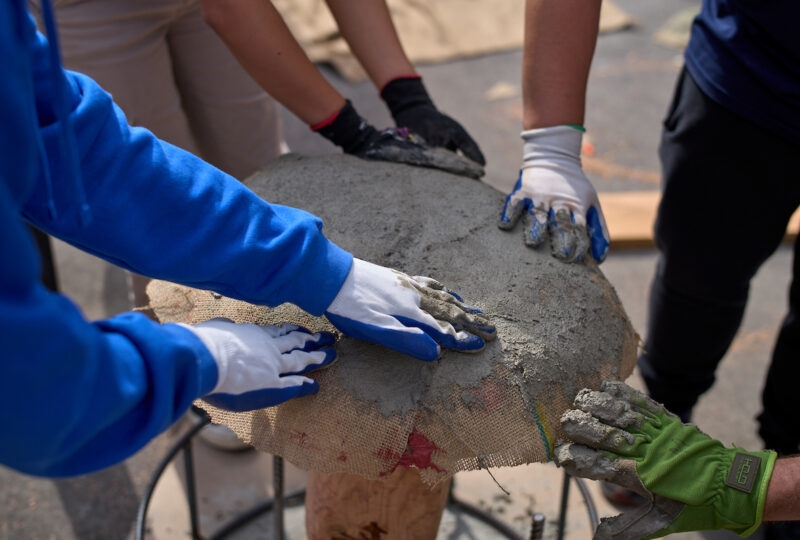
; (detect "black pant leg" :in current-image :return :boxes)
[28,224,58,292]
[638,68,800,415]
[758,230,800,454]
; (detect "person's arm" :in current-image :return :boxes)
[521,0,600,130]
[498,0,609,263]
[27,4,494,353]
[764,456,800,522]
[323,0,413,90]
[323,0,485,164]
[199,0,342,126]
[0,9,348,478]
[26,20,353,314]
[555,381,781,538]
[3,6,495,479]
[0,5,214,478]
[199,0,483,166]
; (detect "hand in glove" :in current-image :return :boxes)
[498,126,609,263]
[313,100,484,179]
[381,75,485,166]
[324,258,496,361]
[181,319,336,411]
[555,381,776,539]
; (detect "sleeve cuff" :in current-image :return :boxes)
[166,323,219,397]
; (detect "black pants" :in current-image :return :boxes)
[28,224,58,292]
[638,68,800,454]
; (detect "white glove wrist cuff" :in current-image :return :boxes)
[521,125,583,162]
[176,323,229,393]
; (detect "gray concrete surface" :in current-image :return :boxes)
[2,0,792,538]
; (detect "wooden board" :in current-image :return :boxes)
[599,191,800,249]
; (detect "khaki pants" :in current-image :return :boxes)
[32,0,285,309]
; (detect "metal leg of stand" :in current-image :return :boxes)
[573,476,600,533]
[183,440,202,540]
[554,471,600,540]
[136,416,210,540]
[447,478,526,540]
[273,456,284,540]
[556,469,571,540]
[529,513,546,540]
[139,420,598,540]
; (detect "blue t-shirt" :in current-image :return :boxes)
[685,0,800,144]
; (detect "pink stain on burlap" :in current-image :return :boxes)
[288,430,320,452]
[377,428,445,477]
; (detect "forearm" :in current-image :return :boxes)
[27,60,352,314]
[199,0,344,125]
[522,0,600,129]
[325,0,415,90]
[764,456,800,522]
[2,187,216,476]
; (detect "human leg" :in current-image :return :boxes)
[758,230,800,455]
[639,68,800,415]
[41,0,201,152]
[167,5,283,181]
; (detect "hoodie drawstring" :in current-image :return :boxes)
[39,0,92,227]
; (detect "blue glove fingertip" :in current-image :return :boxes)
[395,316,485,355]
[526,206,547,246]
[499,173,525,226]
[313,331,337,348]
[326,312,440,361]
[444,289,463,302]
[587,206,610,262]
[203,379,319,411]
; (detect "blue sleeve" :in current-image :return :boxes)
[0,4,351,477]
[23,29,352,316]
[0,165,219,477]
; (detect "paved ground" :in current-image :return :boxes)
[2,0,793,538]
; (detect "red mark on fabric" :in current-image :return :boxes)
[478,380,503,412]
[377,446,402,464]
[377,428,445,476]
[288,430,319,451]
[337,452,348,462]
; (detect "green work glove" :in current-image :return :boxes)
[555,381,776,539]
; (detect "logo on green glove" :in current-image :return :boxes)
[725,453,761,493]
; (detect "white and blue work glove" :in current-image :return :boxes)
[498,126,610,263]
[181,319,336,411]
[324,258,496,361]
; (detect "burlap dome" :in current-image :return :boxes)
[148,154,638,486]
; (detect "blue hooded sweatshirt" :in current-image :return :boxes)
[0,0,352,477]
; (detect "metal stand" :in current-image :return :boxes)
[136,415,599,540]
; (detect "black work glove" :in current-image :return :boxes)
[314,100,484,179]
[381,76,486,166]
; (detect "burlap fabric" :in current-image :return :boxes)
[148,154,638,486]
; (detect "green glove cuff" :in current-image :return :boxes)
[740,449,777,537]
[628,409,777,537]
